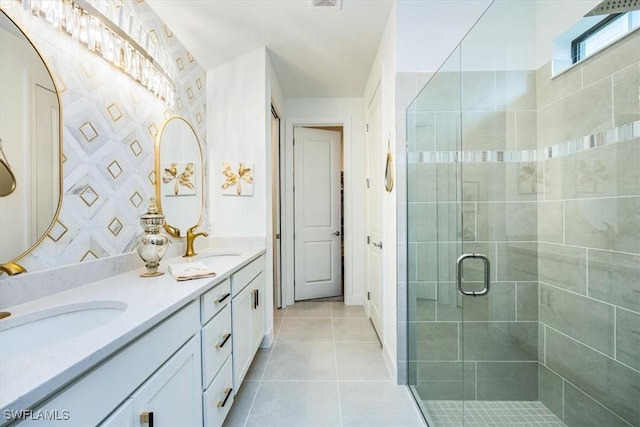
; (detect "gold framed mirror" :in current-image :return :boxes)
[154,116,204,237]
[0,10,63,275]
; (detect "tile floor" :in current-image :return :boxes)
[421,400,567,427]
[223,301,426,427]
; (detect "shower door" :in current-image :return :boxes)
[407,2,540,425]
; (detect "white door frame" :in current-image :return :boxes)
[283,115,355,307]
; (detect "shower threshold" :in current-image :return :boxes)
[422,400,566,427]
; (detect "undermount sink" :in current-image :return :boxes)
[0,300,127,359]
[196,251,242,260]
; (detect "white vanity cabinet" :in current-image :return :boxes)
[100,336,203,427]
[200,278,234,426]
[5,251,266,427]
[231,255,266,392]
[23,301,200,427]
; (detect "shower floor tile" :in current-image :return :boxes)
[422,400,566,426]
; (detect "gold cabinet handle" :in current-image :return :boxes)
[217,387,233,408]
[215,292,231,304]
[140,411,154,427]
[216,333,231,349]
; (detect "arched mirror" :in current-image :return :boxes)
[0,10,62,275]
[155,117,204,237]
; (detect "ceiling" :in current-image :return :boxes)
[146,0,394,98]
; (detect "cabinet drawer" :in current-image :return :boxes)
[202,304,232,388]
[201,278,231,324]
[203,357,233,427]
[231,254,265,296]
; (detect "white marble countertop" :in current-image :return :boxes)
[0,244,265,414]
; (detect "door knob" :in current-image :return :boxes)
[333,231,341,236]
[373,242,382,249]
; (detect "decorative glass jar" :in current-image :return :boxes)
[136,198,169,277]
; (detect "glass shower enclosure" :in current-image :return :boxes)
[405,1,640,426]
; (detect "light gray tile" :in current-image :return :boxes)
[536,60,581,109]
[333,318,379,342]
[408,282,436,321]
[538,243,587,294]
[564,382,630,427]
[539,284,615,356]
[476,361,538,400]
[544,140,640,200]
[537,77,613,147]
[414,112,437,152]
[416,69,461,112]
[410,322,459,361]
[582,31,640,86]
[516,282,538,321]
[476,201,538,241]
[397,73,419,114]
[462,322,538,361]
[285,301,331,318]
[223,380,259,427]
[245,347,272,380]
[588,249,640,313]
[435,112,462,151]
[437,282,515,322]
[329,302,366,318]
[613,63,640,126]
[496,70,537,111]
[538,364,564,420]
[616,308,640,371]
[339,382,424,427]
[514,110,538,150]
[462,163,539,202]
[565,196,640,253]
[416,361,475,395]
[274,307,286,318]
[497,242,538,282]
[462,71,497,111]
[277,318,333,342]
[461,111,508,151]
[546,328,640,425]
[335,342,390,381]
[246,381,341,427]
[262,342,336,380]
[537,200,564,243]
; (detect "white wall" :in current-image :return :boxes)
[363,5,398,381]
[207,47,268,238]
[283,98,366,307]
[207,46,280,345]
[396,0,492,72]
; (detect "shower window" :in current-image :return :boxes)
[571,10,640,63]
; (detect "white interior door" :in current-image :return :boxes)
[366,85,383,339]
[294,127,342,301]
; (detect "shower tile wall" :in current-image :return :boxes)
[404,66,540,402]
[536,32,640,427]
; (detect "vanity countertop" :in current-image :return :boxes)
[0,244,265,415]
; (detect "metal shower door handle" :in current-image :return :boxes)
[456,253,490,297]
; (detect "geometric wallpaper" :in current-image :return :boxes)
[1,1,207,274]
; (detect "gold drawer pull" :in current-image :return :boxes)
[215,292,231,304]
[217,387,233,408]
[140,411,154,427]
[216,333,231,349]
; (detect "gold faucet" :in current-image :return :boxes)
[184,225,208,257]
[0,262,26,276]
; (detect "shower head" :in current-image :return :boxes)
[585,0,640,16]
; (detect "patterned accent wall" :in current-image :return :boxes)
[1,1,207,272]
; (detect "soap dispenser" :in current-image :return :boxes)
[136,197,170,277]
